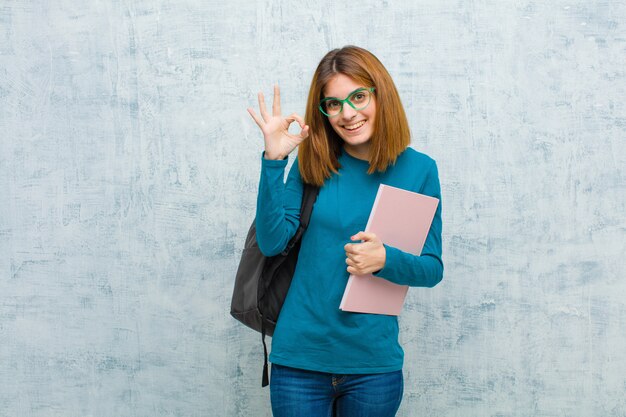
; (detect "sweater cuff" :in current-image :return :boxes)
[261,151,289,167]
[372,244,400,281]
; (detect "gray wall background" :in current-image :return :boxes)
[1,1,625,416]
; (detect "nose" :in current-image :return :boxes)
[341,103,358,120]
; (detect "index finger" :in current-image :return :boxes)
[272,84,281,117]
[344,243,358,253]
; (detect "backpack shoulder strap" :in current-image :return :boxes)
[280,183,320,256]
[299,183,320,227]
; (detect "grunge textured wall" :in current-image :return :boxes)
[1,1,624,416]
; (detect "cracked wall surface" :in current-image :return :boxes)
[1,1,625,416]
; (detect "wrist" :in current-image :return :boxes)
[263,151,286,160]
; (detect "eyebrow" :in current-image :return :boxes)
[323,87,366,100]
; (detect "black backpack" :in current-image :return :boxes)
[230,183,319,386]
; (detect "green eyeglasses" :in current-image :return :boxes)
[318,87,376,117]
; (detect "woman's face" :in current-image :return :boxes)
[322,73,376,160]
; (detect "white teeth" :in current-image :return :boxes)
[344,120,366,130]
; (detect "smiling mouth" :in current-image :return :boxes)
[343,120,366,131]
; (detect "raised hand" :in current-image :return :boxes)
[247,85,310,160]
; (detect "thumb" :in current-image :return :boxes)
[351,231,378,242]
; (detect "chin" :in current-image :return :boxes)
[341,132,373,146]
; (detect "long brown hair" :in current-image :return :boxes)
[298,45,411,186]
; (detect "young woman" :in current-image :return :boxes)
[247,45,443,417]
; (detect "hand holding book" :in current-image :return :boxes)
[339,184,440,316]
[344,232,386,276]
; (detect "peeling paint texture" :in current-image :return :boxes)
[1,1,625,416]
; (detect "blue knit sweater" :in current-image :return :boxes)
[256,146,443,374]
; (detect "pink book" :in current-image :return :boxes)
[339,184,439,315]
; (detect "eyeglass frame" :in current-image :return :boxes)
[318,87,376,117]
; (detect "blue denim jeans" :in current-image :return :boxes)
[270,363,403,417]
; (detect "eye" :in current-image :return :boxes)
[350,91,368,103]
[325,100,341,109]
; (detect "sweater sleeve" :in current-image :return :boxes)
[255,152,304,257]
[373,159,444,288]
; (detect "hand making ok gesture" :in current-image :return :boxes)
[247,85,310,160]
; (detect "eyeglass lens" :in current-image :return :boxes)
[323,89,372,116]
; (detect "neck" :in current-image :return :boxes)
[343,143,370,161]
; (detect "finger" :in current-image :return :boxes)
[247,108,265,129]
[300,124,310,140]
[351,231,377,242]
[345,258,356,267]
[290,113,305,126]
[283,113,305,127]
[345,252,362,266]
[344,243,358,254]
[347,266,361,275]
[272,84,281,117]
[283,114,310,140]
[258,92,270,122]
[350,232,365,242]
